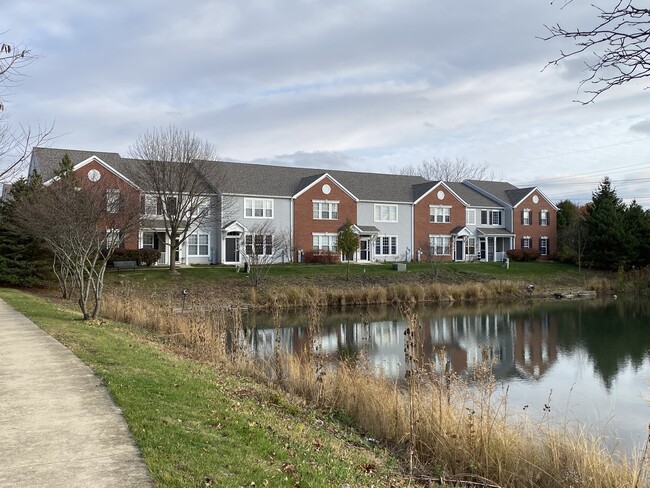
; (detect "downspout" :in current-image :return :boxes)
[411,203,415,262]
[290,197,294,262]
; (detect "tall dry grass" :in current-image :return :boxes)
[251,279,525,309]
[99,287,647,487]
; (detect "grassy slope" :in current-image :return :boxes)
[102,261,602,305]
[0,288,404,488]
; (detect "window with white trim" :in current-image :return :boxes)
[106,189,121,213]
[375,236,398,256]
[313,233,338,253]
[105,229,123,248]
[466,209,476,225]
[540,236,549,256]
[521,236,531,249]
[522,208,531,225]
[465,237,476,256]
[374,204,398,222]
[429,235,451,256]
[143,195,157,215]
[540,209,549,226]
[245,234,273,255]
[481,209,502,226]
[430,205,451,223]
[142,232,154,248]
[244,198,273,219]
[313,201,339,220]
[188,234,209,256]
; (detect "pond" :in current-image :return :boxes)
[244,298,650,452]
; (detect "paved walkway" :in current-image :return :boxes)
[0,298,152,487]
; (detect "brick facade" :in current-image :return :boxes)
[73,159,140,249]
[293,177,357,258]
[512,190,557,260]
[413,184,466,261]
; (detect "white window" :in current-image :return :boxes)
[106,189,121,213]
[540,236,549,256]
[105,229,123,248]
[522,236,531,249]
[165,197,177,216]
[375,236,398,256]
[142,232,154,248]
[143,195,157,215]
[465,237,476,256]
[540,209,549,226]
[245,234,273,255]
[244,198,273,219]
[466,209,476,225]
[430,206,451,223]
[522,208,531,225]
[481,209,502,226]
[374,204,398,222]
[188,234,209,256]
[313,201,339,220]
[313,233,338,253]
[429,235,451,256]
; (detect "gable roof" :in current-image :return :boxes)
[464,180,523,206]
[31,147,123,183]
[446,182,503,208]
[293,173,359,201]
[205,160,427,202]
[30,147,552,209]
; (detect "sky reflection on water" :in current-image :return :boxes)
[246,299,650,451]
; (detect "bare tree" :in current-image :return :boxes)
[391,157,493,182]
[544,1,650,103]
[14,171,141,319]
[0,37,53,182]
[129,125,225,274]
[242,222,287,287]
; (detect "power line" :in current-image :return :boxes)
[499,136,650,165]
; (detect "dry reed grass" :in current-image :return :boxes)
[251,280,525,309]
[99,287,646,487]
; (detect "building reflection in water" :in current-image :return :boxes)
[248,306,559,382]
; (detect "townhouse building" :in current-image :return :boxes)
[29,147,557,265]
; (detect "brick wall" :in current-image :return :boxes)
[74,160,141,249]
[512,191,557,260]
[293,177,357,258]
[413,185,465,261]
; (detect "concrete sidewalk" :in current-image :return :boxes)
[0,298,152,487]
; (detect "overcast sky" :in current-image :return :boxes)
[2,1,650,205]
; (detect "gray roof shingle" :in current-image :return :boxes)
[31,147,536,208]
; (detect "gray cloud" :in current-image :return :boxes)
[2,0,650,208]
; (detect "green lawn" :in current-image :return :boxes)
[0,288,403,487]
[106,260,591,284]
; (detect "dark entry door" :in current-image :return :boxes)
[226,237,239,262]
[455,240,463,261]
[359,239,369,261]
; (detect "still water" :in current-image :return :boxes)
[244,298,650,452]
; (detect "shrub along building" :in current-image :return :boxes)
[29,147,557,265]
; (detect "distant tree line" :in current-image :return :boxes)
[557,177,650,271]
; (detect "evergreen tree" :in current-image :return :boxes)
[56,153,75,179]
[623,200,650,268]
[0,177,49,286]
[585,177,627,270]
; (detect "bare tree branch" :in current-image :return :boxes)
[0,35,53,182]
[14,169,141,319]
[543,1,650,103]
[390,157,493,182]
[129,125,227,274]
